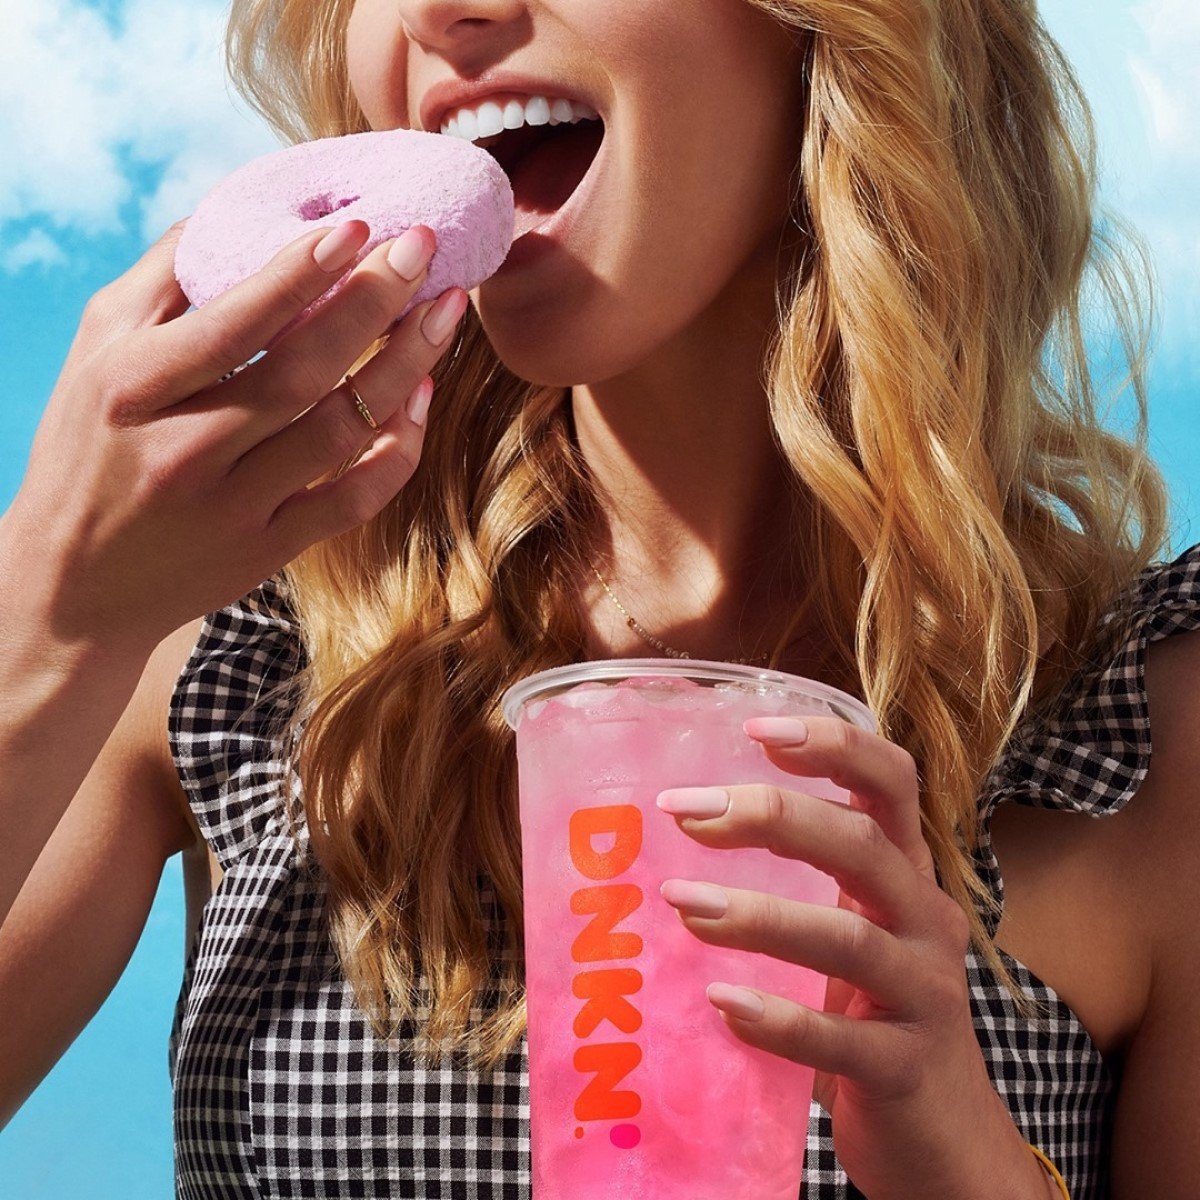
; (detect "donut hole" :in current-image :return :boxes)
[297,192,361,222]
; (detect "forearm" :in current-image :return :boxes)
[0,528,153,928]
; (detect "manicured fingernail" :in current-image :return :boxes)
[656,787,730,818]
[406,376,433,427]
[422,288,468,345]
[313,220,369,272]
[743,716,809,744]
[660,878,728,918]
[707,982,765,1021]
[387,226,435,280]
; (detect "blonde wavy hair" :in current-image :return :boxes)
[225,0,1175,1070]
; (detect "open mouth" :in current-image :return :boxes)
[477,119,606,234]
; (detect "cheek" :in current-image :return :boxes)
[345,3,407,129]
[613,18,802,242]
[620,115,796,296]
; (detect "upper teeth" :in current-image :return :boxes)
[440,95,601,143]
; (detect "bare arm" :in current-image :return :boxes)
[0,216,449,928]
[0,207,458,1130]
[0,613,203,1128]
[0,525,161,929]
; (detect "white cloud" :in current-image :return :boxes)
[1129,0,1200,165]
[1043,0,1200,369]
[1121,0,1200,368]
[1128,59,1187,160]
[0,0,279,270]
[2,229,69,273]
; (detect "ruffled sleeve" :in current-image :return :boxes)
[973,541,1200,935]
[167,572,310,872]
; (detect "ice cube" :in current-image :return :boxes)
[777,697,839,722]
[546,680,642,724]
[708,681,789,716]
[712,681,757,697]
[622,674,695,690]
[554,681,613,707]
[618,675,702,704]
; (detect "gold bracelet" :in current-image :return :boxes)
[1027,1143,1070,1199]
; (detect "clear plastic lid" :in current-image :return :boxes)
[500,657,876,734]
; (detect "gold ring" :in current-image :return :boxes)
[342,371,379,430]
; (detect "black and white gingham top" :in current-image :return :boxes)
[167,541,1200,1199]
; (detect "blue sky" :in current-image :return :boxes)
[1,1,1197,1195]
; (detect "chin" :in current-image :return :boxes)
[479,326,659,393]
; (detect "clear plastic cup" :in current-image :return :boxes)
[500,658,876,1199]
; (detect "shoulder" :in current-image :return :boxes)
[982,542,1200,823]
[1106,623,1200,1189]
[1118,623,1200,930]
[166,573,308,871]
[1098,541,1200,897]
[137,573,303,859]
[168,572,305,741]
[130,614,209,855]
[1092,555,1200,1046]
[1086,545,1200,969]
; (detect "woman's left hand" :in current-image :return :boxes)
[655,715,1052,1200]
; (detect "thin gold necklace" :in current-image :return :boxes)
[589,564,772,667]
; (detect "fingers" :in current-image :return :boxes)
[215,229,441,457]
[228,276,465,506]
[143,219,376,403]
[743,716,934,880]
[656,784,929,935]
[659,879,920,1015]
[704,982,905,1090]
[262,370,434,558]
[257,281,467,554]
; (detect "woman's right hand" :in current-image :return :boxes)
[2,217,467,657]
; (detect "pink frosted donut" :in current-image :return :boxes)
[174,128,514,347]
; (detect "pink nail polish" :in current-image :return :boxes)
[406,377,433,427]
[707,982,765,1021]
[388,225,435,280]
[421,288,467,345]
[659,878,728,918]
[655,787,730,818]
[313,220,369,272]
[743,716,809,744]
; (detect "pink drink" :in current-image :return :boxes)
[501,660,876,1199]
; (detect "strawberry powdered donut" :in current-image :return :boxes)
[174,128,514,348]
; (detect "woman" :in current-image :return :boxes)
[0,0,1195,1195]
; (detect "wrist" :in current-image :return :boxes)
[0,511,158,669]
[971,1098,1063,1200]
[866,1097,1063,1200]
[973,1120,1064,1200]
[1023,1143,1069,1200]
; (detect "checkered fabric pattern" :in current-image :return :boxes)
[168,542,1200,1198]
